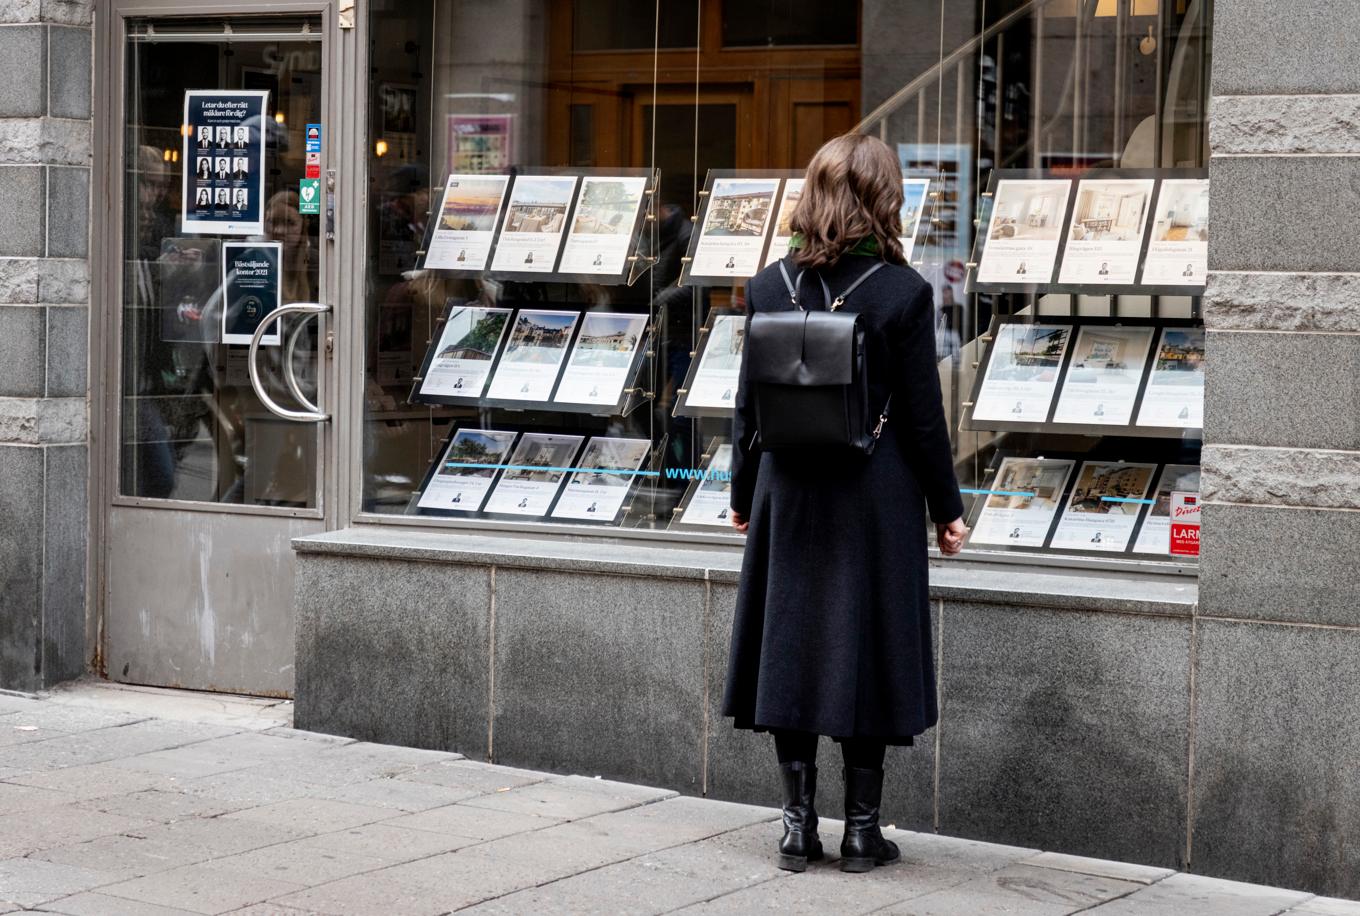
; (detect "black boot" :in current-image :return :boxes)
[777,761,823,872]
[840,766,900,873]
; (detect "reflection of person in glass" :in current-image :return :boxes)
[725,134,967,877]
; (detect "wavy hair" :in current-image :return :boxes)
[789,133,906,270]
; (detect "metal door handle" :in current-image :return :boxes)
[247,302,332,422]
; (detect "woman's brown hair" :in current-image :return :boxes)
[789,133,906,270]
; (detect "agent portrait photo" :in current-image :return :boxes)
[214,157,230,180]
[196,157,212,180]
[197,126,212,147]
[233,126,249,149]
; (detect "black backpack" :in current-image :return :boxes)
[745,259,890,454]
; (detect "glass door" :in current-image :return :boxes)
[100,5,339,696]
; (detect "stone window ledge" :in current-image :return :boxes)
[293,528,1198,618]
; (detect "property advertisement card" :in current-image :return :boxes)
[181,90,269,235]
[972,323,1072,422]
[690,178,780,278]
[417,304,513,398]
[762,179,804,268]
[1051,325,1155,426]
[550,437,652,522]
[485,310,581,401]
[489,175,579,273]
[685,315,746,409]
[424,175,510,270]
[1050,461,1158,552]
[975,179,1072,284]
[969,457,1076,547]
[220,241,281,346]
[678,445,736,527]
[1056,178,1156,286]
[552,312,648,407]
[1135,328,1205,428]
[1133,464,1202,555]
[482,433,584,516]
[900,178,931,261]
[557,176,648,276]
[1140,179,1209,287]
[417,429,518,512]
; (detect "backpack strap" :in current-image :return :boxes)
[777,260,804,310]
[827,261,886,311]
[778,258,886,311]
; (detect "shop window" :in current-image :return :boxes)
[362,0,1210,572]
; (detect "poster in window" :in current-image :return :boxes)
[484,309,581,401]
[489,175,579,273]
[762,178,804,268]
[1051,325,1155,426]
[690,178,780,278]
[220,241,281,346]
[971,323,1072,422]
[678,444,736,527]
[556,176,648,276]
[181,90,269,235]
[482,433,585,516]
[1135,328,1205,428]
[417,429,518,513]
[969,457,1076,547]
[975,179,1072,284]
[1140,179,1209,287]
[424,175,510,271]
[1056,178,1156,286]
[448,114,514,174]
[1049,461,1158,552]
[685,315,746,409]
[900,178,931,261]
[418,304,513,399]
[1132,465,1202,555]
[550,437,652,521]
[552,312,648,406]
[159,238,221,343]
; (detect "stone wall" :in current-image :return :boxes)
[1198,0,1360,896]
[0,0,92,691]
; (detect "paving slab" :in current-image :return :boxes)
[221,797,393,835]
[302,774,484,812]
[2,763,167,800]
[291,823,481,863]
[1288,899,1360,916]
[267,869,457,916]
[875,863,1144,914]
[394,758,547,793]
[0,804,154,858]
[130,816,313,860]
[1020,851,1176,885]
[456,774,676,820]
[1085,872,1313,914]
[3,705,146,733]
[208,841,392,888]
[383,801,565,840]
[0,780,74,813]
[32,832,216,881]
[0,720,239,771]
[73,788,249,824]
[43,891,201,915]
[0,857,119,908]
[96,862,306,915]
[42,681,289,733]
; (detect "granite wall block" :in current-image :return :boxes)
[1212,0,1360,95]
[0,305,46,397]
[41,442,85,682]
[0,444,44,690]
[1191,619,1360,898]
[0,165,44,257]
[936,602,1192,869]
[0,25,45,117]
[47,25,89,120]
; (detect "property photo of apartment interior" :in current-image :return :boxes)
[1069,181,1150,242]
[989,183,1068,241]
[1152,183,1209,242]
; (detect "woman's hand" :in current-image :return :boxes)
[730,510,749,534]
[936,516,968,557]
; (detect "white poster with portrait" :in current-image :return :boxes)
[1051,325,1155,426]
[1133,464,1202,555]
[975,179,1073,284]
[685,315,745,409]
[969,457,1076,547]
[971,323,1073,422]
[1057,178,1156,286]
[417,305,513,398]
[556,176,648,276]
[485,309,581,402]
[678,445,736,527]
[900,178,931,261]
[424,175,510,270]
[417,429,518,513]
[552,312,647,406]
[482,433,584,516]
[690,178,780,278]
[550,437,651,522]
[1140,179,1209,287]
[1049,461,1158,552]
[489,175,579,273]
[1135,327,1205,428]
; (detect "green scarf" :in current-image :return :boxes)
[787,233,882,257]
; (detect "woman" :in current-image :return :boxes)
[723,133,968,874]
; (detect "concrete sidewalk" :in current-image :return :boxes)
[0,682,1354,915]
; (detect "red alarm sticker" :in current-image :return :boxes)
[1169,491,1201,557]
[305,151,321,179]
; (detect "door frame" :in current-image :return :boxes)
[89,0,363,680]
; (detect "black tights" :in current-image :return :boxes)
[772,728,887,770]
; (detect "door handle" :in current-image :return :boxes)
[247,302,332,422]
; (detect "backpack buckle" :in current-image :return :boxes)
[872,414,887,438]
[830,296,845,311]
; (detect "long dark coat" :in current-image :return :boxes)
[722,253,964,745]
